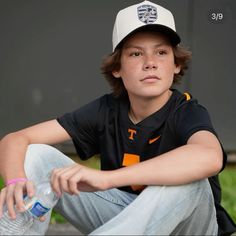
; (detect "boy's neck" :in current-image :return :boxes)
[128,90,172,124]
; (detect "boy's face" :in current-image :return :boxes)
[113,31,180,99]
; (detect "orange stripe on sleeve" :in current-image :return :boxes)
[184,92,191,101]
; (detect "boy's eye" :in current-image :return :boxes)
[130,51,142,57]
[158,50,168,55]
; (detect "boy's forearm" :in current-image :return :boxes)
[0,120,70,182]
[107,144,222,188]
[0,133,29,182]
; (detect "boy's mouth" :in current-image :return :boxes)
[140,75,160,82]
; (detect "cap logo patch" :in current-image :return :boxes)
[137,4,157,24]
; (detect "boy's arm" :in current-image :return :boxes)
[0,119,70,181]
[108,130,223,187]
[0,119,71,218]
[50,130,223,197]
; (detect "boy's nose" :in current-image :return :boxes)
[143,56,157,70]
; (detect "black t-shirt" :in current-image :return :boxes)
[57,89,236,235]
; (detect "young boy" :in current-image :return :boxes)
[0,1,235,235]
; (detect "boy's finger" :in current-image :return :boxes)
[25,180,35,198]
[6,185,17,219]
[39,216,46,222]
[14,184,25,212]
[51,168,62,197]
[0,188,7,218]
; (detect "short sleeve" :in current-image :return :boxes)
[172,100,227,171]
[173,101,217,145]
[57,96,105,160]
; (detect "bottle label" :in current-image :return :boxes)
[24,196,50,218]
[29,201,50,218]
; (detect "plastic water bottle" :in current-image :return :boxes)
[0,181,58,235]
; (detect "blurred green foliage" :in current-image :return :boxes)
[219,166,236,222]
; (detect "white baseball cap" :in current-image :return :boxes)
[112,0,181,51]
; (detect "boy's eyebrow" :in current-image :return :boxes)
[123,43,169,50]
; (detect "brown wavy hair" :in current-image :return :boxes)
[101,36,192,97]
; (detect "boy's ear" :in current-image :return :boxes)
[112,70,121,78]
[174,65,181,74]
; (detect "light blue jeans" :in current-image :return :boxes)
[24,144,218,235]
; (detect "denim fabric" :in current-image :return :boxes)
[23,144,218,235]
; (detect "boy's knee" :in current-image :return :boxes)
[26,144,56,157]
[24,144,74,182]
[25,144,62,164]
[24,144,58,181]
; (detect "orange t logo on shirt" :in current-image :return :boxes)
[128,128,137,140]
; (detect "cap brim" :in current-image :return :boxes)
[115,24,181,50]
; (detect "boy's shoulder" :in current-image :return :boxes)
[171,89,202,113]
[86,93,127,117]
[168,89,210,123]
[172,90,194,107]
[98,93,129,109]
[169,89,191,112]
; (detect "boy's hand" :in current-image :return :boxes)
[50,163,110,196]
[0,180,35,219]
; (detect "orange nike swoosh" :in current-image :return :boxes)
[149,135,161,144]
